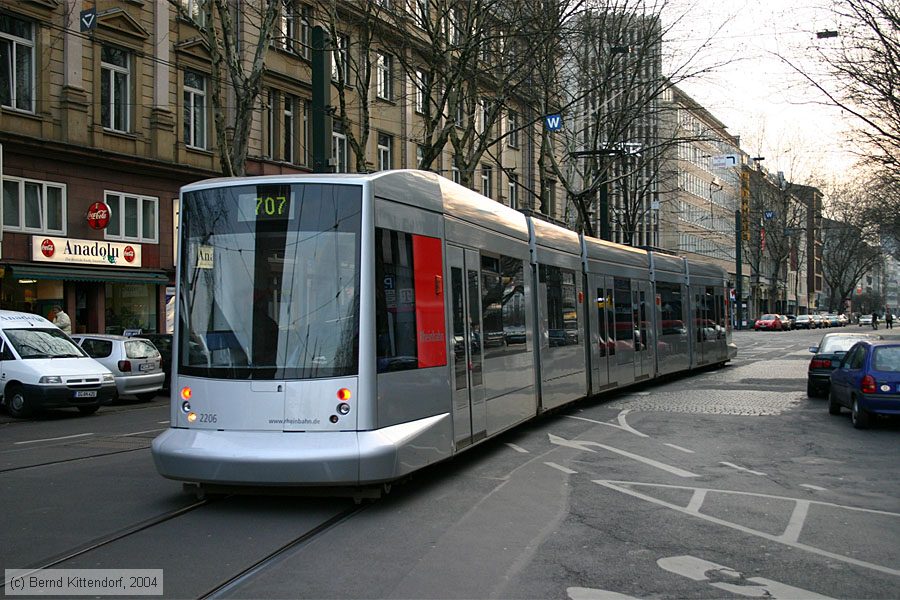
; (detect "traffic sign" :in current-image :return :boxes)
[764,210,775,220]
[80,8,97,32]
[712,154,738,168]
[544,114,562,131]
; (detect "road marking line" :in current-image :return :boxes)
[664,443,695,454]
[564,415,647,437]
[800,484,826,491]
[720,461,767,476]
[596,480,900,577]
[157,420,170,424]
[686,489,707,513]
[545,462,577,474]
[568,588,640,600]
[506,443,529,453]
[616,409,649,438]
[14,433,94,445]
[549,434,698,478]
[120,428,165,437]
[780,500,810,543]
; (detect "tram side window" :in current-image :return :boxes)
[658,282,685,336]
[543,265,578,347]
[613,278,633,346]
[481,254,526,357]
[375,228,417,372]
[715,288,726,334]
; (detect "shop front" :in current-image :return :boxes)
[0,236,169,335]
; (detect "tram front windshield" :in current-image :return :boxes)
[179,183,361,379]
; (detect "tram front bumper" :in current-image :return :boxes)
[151,414,451,486]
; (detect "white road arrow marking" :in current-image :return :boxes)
[548,434,698,478]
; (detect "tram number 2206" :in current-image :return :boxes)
[256,196,289,218]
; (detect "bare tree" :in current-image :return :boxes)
[820,184,884,311]
[170,0,281,176]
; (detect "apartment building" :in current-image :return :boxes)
[0,0,549,333]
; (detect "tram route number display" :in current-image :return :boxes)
[237,194,295,221]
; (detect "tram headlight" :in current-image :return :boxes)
[180,386,192,401]
[187,412,197,423]
[181,401,191,413]
[337,388,352,401]
[337,402,351,415]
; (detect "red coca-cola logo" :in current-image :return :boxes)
[41,239,55,258]
[87,202,111,230]
[123,246,135,263]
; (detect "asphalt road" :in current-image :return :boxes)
[1,327,898,599]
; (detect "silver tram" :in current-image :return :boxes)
[152,170,737,488]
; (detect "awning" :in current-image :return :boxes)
[6,264,170,285]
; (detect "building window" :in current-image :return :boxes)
[0,14,34,112]
[183,70,207,149]
[104,192,158,243]
[451,157,460,184]
[332,130,348,173]
[331,33,349,83]
[299,5,311,60]
[481,165,493,199]
[507,110,519,148]
[100,45,131,132]
[266,90,276,159]
[376,51,393,100]
[179,0,206,25]
[283,94,296,162]
[302,99,310,165]
[411,0,429,28]
[279,1,297,52]
[2,177,65,234]
[543,179,556,215]
[414,69,427,114]
[416,144,425,169]
[377,133,392,171]
[508,174,518,209]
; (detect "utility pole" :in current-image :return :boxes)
[311,26,333,173]
[735,208,743,329]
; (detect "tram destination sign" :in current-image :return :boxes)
[31,236,142,267]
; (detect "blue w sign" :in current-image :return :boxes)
[545,114,562,131]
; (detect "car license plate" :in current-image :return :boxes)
[139,363,155,372]
[74,391,97,398]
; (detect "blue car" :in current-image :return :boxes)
[828,340,900,428]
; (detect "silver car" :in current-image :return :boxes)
[71,334,164,401]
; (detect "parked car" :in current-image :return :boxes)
[807,332,883,397]
[838,314,849,326]
[71,334,164,401]
[794,315,815,330]
[829,340,900,428]
[825,314,842,327]
[139,333,172,391]
[778,315,793,330]
[859,314,873,327]
[810,314,825,328]
[754,314,782,331]
[0,310,116,418]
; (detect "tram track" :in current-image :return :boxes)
[0,446,149,474]
[0,499,210,590]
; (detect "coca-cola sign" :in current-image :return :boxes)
[87,202,111,230]
[41,239,56,258]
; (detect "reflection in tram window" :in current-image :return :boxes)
[450,267,467,391]
[481,254,526,356]
[658,282,686,336]
[543,265,577,347]
[613,278,633,346]
[375,228,418,372]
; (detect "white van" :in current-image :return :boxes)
[0,310,117,418]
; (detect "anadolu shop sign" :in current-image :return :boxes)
[31,236,142,268]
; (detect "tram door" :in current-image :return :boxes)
[448,245,486,449]
[593,278,615,390]
[634,281,654,380]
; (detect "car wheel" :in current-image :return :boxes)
[828,389,842,415]
[77,405,99,416]
[851,398,871,429]
[5,384,32,419]
[136,392,159,402]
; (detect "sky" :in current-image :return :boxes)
[662,0,858,184]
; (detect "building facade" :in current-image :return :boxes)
[0,0,551,333]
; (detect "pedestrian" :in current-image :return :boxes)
[50,305,72,335]
[886,308,894,330]
[871,311,878,330]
